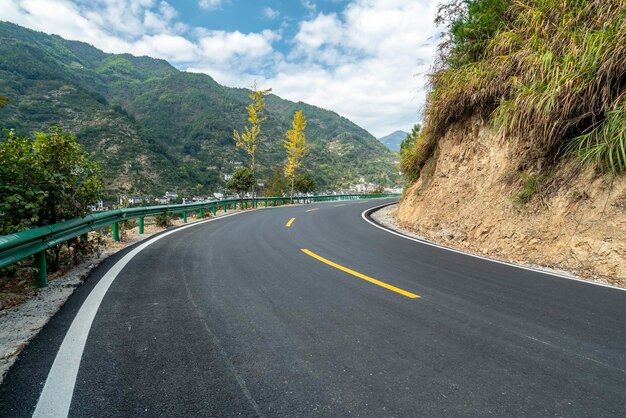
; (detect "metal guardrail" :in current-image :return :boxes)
[0,193,399,287]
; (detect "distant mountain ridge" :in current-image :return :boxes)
[0,21,399,197]
[378,130,407,152]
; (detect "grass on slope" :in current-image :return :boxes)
[403,0,626,181]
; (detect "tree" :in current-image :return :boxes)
[0,125,103,270]
[400,123,426,182]
[226,167,254,208]
[284,111,308,202]
[0,130,48,235]
[265,166,285,197]
[233,84,271,204]
[400,123,421,152]
[294,173,316,194]
[0,95,8,108]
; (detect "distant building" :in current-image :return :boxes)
[224,174,233,181]
[88,200,104,212]
[165,191,178,199]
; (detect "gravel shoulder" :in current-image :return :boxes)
[371,203,624,289]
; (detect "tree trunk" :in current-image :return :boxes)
[251,156,256,207]
[290,177,295,204]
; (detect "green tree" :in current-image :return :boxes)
[233,85,271,203]
[400,123,427,183]
[284,111,308,202]
[294,173,316,194]
[400,124,421,152]
[0,130,48,234]
[265,166,285,197]
[226,167,254,207]
[0,125,103,270]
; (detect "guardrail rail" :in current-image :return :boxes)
[0,193,399,287]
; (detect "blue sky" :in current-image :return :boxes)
[1,0,441,137]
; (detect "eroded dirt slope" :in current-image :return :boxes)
[395,121,626,287]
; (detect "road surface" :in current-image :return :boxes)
[1,199,625,416]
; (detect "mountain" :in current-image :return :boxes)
[0,22,399,197]
[378,130,407,152]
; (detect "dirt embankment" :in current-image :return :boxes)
[394,121,626,287]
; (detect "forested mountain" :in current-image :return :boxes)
[378,130,407,152]
[0,22,398,197]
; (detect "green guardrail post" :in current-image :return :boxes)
[212,205,217,216]
[244,201,248,210]
[81,233,88,242]
[199,208,204,219]
[264,200,267,208]
[112,222,120,242]
[34,250,47,288]
[183,211,187,223]
[223,203,227,213]
[139,217,144,234]
[273,198,277,207]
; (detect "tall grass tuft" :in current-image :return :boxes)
[405,0,626,181]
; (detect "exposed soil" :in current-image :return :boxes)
[394,121,626,288]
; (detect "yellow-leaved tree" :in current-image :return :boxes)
[233,85,271,203]
[0,95,8,108]
[284,110,308,202]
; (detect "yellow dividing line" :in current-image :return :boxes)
[333,204,347,207]
[286,217,296,227]
[305,208,320,212]
[301,249,420,299]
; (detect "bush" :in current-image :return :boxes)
[155,212,173,227]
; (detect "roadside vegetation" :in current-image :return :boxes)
[0,123,104,274]
[284,111,309,202]
[232,89,314,200]
[402,0,626,183]
[233,85,272,202]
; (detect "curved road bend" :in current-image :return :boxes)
[1,199,625,416]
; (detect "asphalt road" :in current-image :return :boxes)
[1,199,625,417]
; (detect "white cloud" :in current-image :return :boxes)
[198,0,222,10]
[0,0,442,137]
[263,7,280,20]
[301,0,317,13]
[198,30,277,63]
[273,0,440,136]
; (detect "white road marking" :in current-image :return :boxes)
[361,202,625,292]
[32,211,248,418]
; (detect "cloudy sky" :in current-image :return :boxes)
[1,0,442,137]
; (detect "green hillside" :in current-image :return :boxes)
[0,22,398,197]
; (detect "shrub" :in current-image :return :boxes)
[155,212,173,227]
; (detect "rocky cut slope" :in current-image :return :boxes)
[396,0,626,284]
[0,22,398,197]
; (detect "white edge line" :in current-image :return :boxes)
[32,210,251,418]
[361,202,625,292]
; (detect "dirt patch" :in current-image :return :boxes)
[394,122,626,288]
